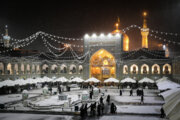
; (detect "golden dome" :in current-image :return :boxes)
[112,19,129,51]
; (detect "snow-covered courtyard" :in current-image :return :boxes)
[0,86,167,119]
[1,76,180,120]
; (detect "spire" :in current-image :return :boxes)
[3,25,11,48]
[5,25,8,36]
[115,17,120,31]
[142,12,147,28]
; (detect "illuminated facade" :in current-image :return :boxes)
[0,14,180,83]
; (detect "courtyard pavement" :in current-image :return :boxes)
[0,87,168,120]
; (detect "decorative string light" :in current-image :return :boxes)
[149,33,180,45]
[43,38,68,58]
[41,31,83,41]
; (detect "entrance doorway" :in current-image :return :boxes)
[90,49,116,82]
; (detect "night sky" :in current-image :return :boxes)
[0,0,180,55]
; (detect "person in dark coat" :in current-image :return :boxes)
[110,103,117,114]
[141,95,144,104]
[58,86,61,94]
[80,104,84,118]
[97,103,101,116]
[90,103,94,116]
[141,89,144,96]
[130,89,133,96]
[137,88,139,96]
[91,88,94,95]
[120,89,122,96]
[84,103,88,116]
[89,91,93,99]
[93,102,96,115]
[100,96,103,104]
[106,95,110,105]
[101,103,104,114]
[160,107,165,118]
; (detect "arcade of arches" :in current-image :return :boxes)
[90,49,116,81]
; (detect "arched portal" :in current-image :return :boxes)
[90,49,116,81]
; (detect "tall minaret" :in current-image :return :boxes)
[141,12,149,48]
[3,25,11,48]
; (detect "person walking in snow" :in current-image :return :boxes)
[89,91,93,99]
[97,103,101,116]
[106,95,110,105]
[160,107,165,118]
[137,88,139,96]
[80,104,85,118]
[84,103,88,116]
[141,95,144,104]
[120,89,122,96]
[100,96,103,104]
[110,103,117,114]
[101,102,104,114]
[130,89,133,96]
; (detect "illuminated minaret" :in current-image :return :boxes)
[3,25,11,48]
[112,17,129,51]
[141,12,149,48]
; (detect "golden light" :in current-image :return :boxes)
[103,60,108,65]
[64,44,71,48]
[143,11,147,17]
[115,23,119,27]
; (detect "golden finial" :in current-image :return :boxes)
[115,17,120,30]
[143,11,147,17]
[142,11,147,28]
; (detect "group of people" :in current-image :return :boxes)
[80,103,88,118]
[119,88,144,103]
[90,102,104,116]
[80,94,117,118]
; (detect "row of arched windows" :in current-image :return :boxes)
[123,64,171,75]
[0,63,83,75]
[41,64,83,74]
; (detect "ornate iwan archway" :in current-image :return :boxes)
[90,49,116,81]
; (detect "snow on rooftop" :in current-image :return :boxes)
[156,77,180,90]
[104,78,119,83]
[120,77,136,83]
[139,77,154,83]
[85,77,100,83]
[70,77,84,83]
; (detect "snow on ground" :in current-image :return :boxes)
[0,89,42,104]
[8,103,32,110]
[117,105,161,114]
[0,94,40,104]
[103,89,160,97]
[34,94,79,106]
[0,94,22,104]
[0,113,76,120]
[0,113,168,120]
[112,96,164,104]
